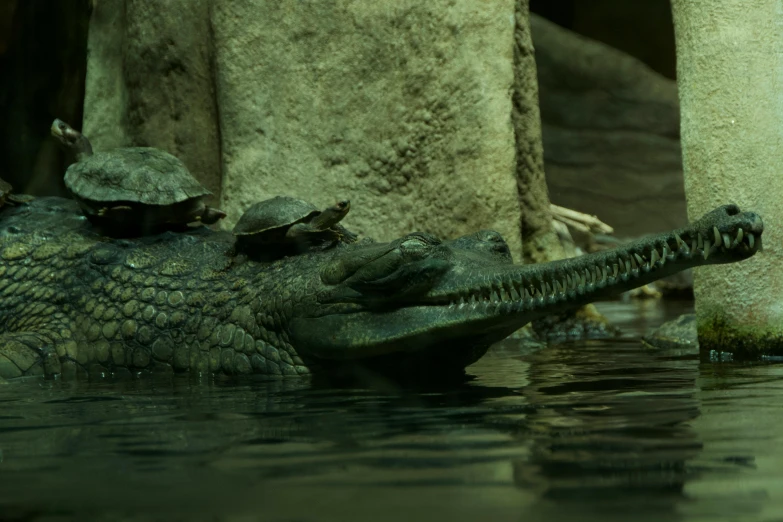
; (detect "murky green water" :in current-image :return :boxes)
[1,300,782,522]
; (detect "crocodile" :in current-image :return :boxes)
[0,197,763,380]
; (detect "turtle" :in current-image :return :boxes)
[232,196,356,257]
[0,178,34,209]
[50,118,226,236]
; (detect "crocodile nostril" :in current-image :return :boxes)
[476,230,504,243]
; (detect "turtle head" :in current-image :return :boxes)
[50,118,93,161]
[331,200,350,218]
[317,200,350,227]
[323,199,351,219]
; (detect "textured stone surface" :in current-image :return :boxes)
[83,0,524,260]
[531,14,686,238]
[212,0,521,256]
[513,3,565,265]
[83,0,223,197]
[672,0,783,355]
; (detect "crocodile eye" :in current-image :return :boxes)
[400,237,428,249]
[400,232,441,249]
[475,230,505,244]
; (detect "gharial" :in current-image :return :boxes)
[50,119,226,237]
[0,197,763,379]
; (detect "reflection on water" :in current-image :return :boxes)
[1,300,783,521]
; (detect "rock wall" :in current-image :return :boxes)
[672,0,783,355]
[83,0,222,197]
[83,0,524,259]
[513,3,566,265]
[532,14,686,238]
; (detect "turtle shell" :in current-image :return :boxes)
[64,147,210,205]
[233,196,320,236]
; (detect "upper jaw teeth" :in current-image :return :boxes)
[444,226,757,309]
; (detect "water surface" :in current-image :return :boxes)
[1,300,782,522]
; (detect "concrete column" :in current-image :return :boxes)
[671,0,783,355]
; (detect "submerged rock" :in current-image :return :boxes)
[642,313,697,351]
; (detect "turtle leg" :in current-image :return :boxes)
[197,205,227,225]
[284,223,318,252]
[97,205,133,217]
[8,194,35,205]
[286,224,344,252]
[0,331,64,379]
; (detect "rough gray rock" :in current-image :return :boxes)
[83,0,223,199]
[513,1,566,265]
[672,0,783,356]
[83,0,524,259]
[531,14,686,238]
[642,313,697,351]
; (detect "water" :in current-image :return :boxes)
[1,300,783,522]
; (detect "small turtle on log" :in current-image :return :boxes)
[50,118,225,237]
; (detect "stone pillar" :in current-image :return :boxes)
[513,3,565,264]
[83,0,223,197]
[672,0,783,354]
[83,0,524,259]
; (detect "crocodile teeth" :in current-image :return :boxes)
[459,296,466,306]
[500,289,511,302]
[509,285,520,300]
[625,259,632,275]
[523,287,531,300]
[660,245,668,266]
[703,239,711,260]
[545,281,553,296]
[555,280,564,294]
[634,253,644,267]
[722,233,731,249]
[697,234,704,250]
[734,228,744,247]
[674,233,689,254]
[748,233,755,249]
[650,249,660,265]
[612,264,619,278]
[713,226,721,247]
[490,290,500,302]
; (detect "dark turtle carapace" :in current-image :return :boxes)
[50,118,225,236]
[233,196,355,257]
